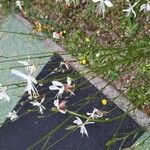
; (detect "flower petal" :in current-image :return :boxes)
[30,101,39,106]
[140,4,146,11]
[29,76,37,84]
[54,99,59,107]
[39,106,44,114]
[67,77,72,86]
[52,81,63,87]
[65,64,69,70]
[11,69,28,80]
[49,85,60,90]
[81,126,89,137]
[73,117,83,125]
[132,9,136,18]
[59,109,67,114]
[92,0,100,3]
[122,8,129,12]
[147,4,150,11]
[18,60,29,66]
[104,0,113,7]
[40,96,45,103]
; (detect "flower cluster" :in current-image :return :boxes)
[92,0,113,18]
[30,96,46,114]
[5,60,39,121]
[55,0,150,20]
[48,61,109,137]
[49,76,75,114]
[49,76,75,99]
[3,57,109,138]
[72,107,108,137]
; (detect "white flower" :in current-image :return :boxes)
[18,59,36,75]
[53,32,61,39]
[53,99,67,114]
[49,77,75,98]
[140,1,150,12]
[30,97,46,114]
[64,77,75,96]
[140,1,150,21]
[56,0,63,2]
[73,117,94,137]
[49,81,64,98]
[122,1,139,18]
[11,69,39,99]
[86,108,104,119]
[92,0,113,18]
[16,0,24,10]
[0,84,10,102]
[7,110,18,121]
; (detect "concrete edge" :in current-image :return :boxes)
[15,14,150,130]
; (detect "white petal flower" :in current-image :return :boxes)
[18,59,36,75]
[140,1,150,21]
[49,81,65,98]
[67,77,72,86]
[86,108,104,119]
[7,110,18,121]
[18,60,29,66]
[92,0,101,2]
[140,1,150,12]
[11,69,39,99]
[49,77,75,98]
[0,84,10,102]
[122,1,139,18]
[92,0,113,18]
[104,0,113,7]
[52,81,64,87]
[16,0,24,10]
[73,117,94,137]
[53,32,61,39]
[53,99,67,114]
[30,97,46,114]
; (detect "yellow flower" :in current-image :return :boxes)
[85,37,90,42]
[60,31,66,36]
[101,99,107,106]
[80,59,87,65]
[35,21,42,32]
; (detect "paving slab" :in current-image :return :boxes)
[0,13,57,123]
